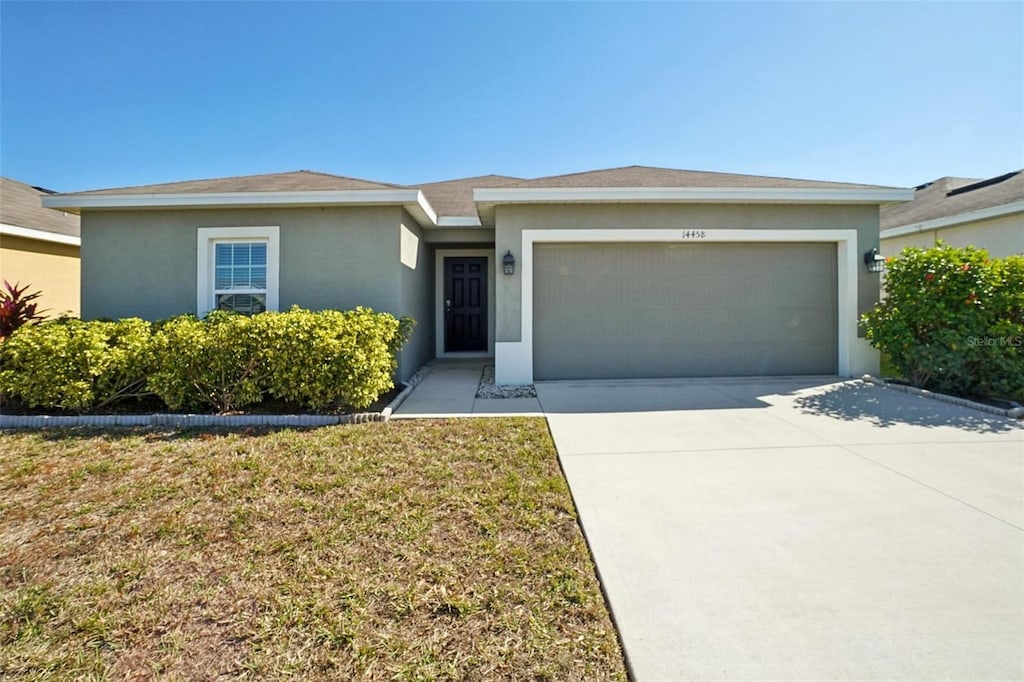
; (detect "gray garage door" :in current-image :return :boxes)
[533,242,838,380]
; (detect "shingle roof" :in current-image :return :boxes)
[504,165,894,190]
[880,170,1024,229]
[67,170,404,196]
[414,174,523,217]
[0,177,80,238]
[47,165,908,221]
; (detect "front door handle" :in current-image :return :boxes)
[445,299,452,313]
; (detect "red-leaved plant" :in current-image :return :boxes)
[0,280,48,339]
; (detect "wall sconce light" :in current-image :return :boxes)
[502,250,516,275]
[864,248,886,273]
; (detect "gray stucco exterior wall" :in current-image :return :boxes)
[277,206,402,313]
[493,203,881,342]
[397,210,435,381]
[81,211,197,321]
[81,205,434,380]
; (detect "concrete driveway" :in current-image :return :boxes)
[538,377,1023,681]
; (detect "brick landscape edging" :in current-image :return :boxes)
[0,383,414,430]
[861,375,1024,419]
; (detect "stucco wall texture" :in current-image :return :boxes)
[82,206,434,381]
[882,212,1024,259]
[0,235,80,317]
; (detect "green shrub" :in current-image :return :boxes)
[1,308,416,414]
[974,255,1024,401]
[862,243,1023,401]
[256,306,414,410]
[0,318,153,412]
[148,312,267,413]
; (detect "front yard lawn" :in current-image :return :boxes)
[0,419,626,680]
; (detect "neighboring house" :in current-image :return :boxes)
[42,166,911,384]
[0,177,81,317]
[880,170,1024,258]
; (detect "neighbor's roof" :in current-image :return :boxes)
[503,165,894,190]
[0,177,80,238]
[881,171,1024,230]
[66,170,404,196]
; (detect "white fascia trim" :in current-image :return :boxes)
[475,187,914,205]
[436,216,483,228]
[495,228,859,386]
[411,190,438,226]
[44,189,441,227]
[880,200,1024,239]
[0,223,80,246]
[43,189,422,209]
[196,226,280,316]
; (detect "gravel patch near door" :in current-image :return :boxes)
[476,364,538,399]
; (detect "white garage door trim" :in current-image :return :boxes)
[495,228,860,385]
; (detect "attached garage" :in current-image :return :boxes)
[532,242,838,380]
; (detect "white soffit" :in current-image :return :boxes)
[436,216,483,228]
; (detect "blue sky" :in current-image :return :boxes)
[1,1,1021,192]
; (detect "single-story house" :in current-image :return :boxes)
[42,166,912,385]
[880,170,1023,258]
[1,177,81,317]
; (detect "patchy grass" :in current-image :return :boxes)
[0,419,626,680]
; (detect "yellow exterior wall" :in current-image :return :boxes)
[881,212,1024,259]
[0,235,80,317]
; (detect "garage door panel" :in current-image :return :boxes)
[765,275,836,307]
[533,242,838,380]
[547,307,645,342]
[549,340,835,379]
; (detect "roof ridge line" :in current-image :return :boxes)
[294,169,407,189]
[410,174,526,187]
[68,169,405,195]
[506,165,894,189]
[946,170,1022,197]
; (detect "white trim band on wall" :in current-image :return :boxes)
[495,228,860,385]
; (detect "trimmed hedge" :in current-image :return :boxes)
[148,312,266,413]
[862,244,1023,402]
[256,307,413,411]
[0,307,414,413]
[0,317,153,412]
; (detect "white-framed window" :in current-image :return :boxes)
[197,226,279,316]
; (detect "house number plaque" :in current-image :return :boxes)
[680,230,708,239]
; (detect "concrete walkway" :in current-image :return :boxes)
[392,358,543,417]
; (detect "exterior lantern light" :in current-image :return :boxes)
[864,247,886,274]
[502,250,516,275]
